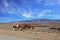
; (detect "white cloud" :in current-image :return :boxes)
[2,0,16,14]
[46,15,60,19]
[18,8,34,18]
[38,13,45,17]
[42,9,52,13]
[3,0,9,7]
[45,0,60,6]
[53,15,60,19]
[5,7,17,14]
[22,13,33,18]
[45,3,55,6]
[20,9,52,18]
[4,2,9,7]
[57,0,60,5]
[38,9,52,17]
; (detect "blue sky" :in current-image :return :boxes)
[0,0,60,22]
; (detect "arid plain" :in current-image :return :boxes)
[0,23,60,40]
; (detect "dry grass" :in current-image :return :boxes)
[0,23,60,40]
[0,29,59,40]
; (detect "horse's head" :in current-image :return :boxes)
[16,25,19,27]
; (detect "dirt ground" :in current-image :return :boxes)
[0,24,60,40]
[0,29,59,40]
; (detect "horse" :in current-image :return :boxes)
[25,24,34,29]
[13,25,19,31]
[19,24,34,31]
[18,24,26,31]
[13,24,34,31]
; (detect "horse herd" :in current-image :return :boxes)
[13,24,34,31]
[13,24,60,31]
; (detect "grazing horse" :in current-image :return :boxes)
[19,24,34,31]
[13,25,19,31]
[18,24,26,31]
[13,24,34,31]
[25,24,34,29]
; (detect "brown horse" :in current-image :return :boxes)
[19,24,34,31]
[18,24,26,31]
[13,25,19,31]
[13,24,24,31]
[13,24,34,31]
[25,24,34,29]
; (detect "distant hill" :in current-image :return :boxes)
[0,18,60,28]
[9,18,60,24]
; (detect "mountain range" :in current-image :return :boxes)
[9,18,60,24]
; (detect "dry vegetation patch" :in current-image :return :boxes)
[0,29,59,40]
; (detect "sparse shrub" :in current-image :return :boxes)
[49,27,56,30]
[57,28,60,31]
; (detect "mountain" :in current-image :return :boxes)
[10,18,60,24]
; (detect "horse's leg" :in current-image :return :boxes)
[19,28,22,31]
[14,28,17,31]
[21,28,22,31]
[13,28,16,31]
[20,27,25,31]
[31,27,34,31]
[32,28,34,31]
[17,27,19,30]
